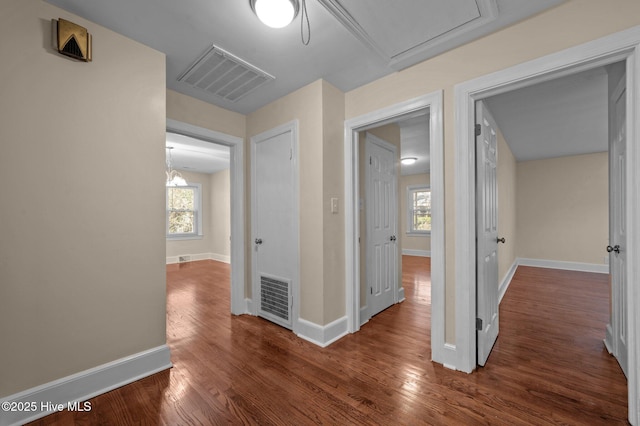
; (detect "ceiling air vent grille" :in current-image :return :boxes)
[177,45,274,102]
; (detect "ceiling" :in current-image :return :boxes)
[45,0,564,115]
[166,132,230,174]
[47,0,606,169]
[485,65,610,162]
[399,114,430,176]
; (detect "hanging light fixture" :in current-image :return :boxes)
[166,147,187,187]
[250,0,310,45]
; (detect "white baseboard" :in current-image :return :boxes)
[296,316,348,348]
[397,287,405,303]
[498,259,518,304]
[209,253,231,264]
[441,343,458,371]
[518,258,609,274]
[0,345,172,426]
[360,306,369,327]
[401,249,431,257]
[166,252,230,265]
[245,298,255,315]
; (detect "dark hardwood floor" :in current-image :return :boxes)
[28,257,627,425]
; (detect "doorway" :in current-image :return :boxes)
[454,28,640,424]
[166,119,245,315]
[344,91,449,364]
[250,121,299,331]
[475,63,625,371]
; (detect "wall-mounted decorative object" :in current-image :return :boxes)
[51,18,92,62]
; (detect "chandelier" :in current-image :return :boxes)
[166,147,187,186]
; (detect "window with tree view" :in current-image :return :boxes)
[408,185,431,234]
[167,185,201,237]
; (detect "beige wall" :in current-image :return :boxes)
[400,173,431,254]
[247,80,325,324]
[167,89,246,140]
[321,81,346,321]
[210,169,231,258]
[497,128,517,284]
[516,152,608,265]
[165,169,231,260]
[0,0,166,397]
[344,0,640,343]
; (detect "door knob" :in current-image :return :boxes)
[607,245,620,254]
[389,235,396,241]
[497,237,506,244]
[255,238,263,245]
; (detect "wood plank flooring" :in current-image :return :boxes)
[28,257,628,425]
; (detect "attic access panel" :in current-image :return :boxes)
[319,0,497,69]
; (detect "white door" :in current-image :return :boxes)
[252,123,298,330]
[476,101,500,366]
[365,133,398,318]
[606,70,628,377]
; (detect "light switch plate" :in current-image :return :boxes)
[331,197,339,213]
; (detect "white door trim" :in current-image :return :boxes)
[453,25,640,425]
[343,91,449,365]
[250,120,300,333]
[166,119,245,315]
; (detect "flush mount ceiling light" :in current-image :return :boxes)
[250,0,299,29]
[401,157,418,165]
[250,0,311,45]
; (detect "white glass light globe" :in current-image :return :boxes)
[401,157,418,165]
[254,0,296,29]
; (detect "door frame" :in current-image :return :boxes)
[166,118,245,315]
[453,26,640,423]
[250,120,300,333]
[364,133,399,321]
[343,91,450,365]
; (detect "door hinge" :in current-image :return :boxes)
[370,156,372,165]
[475,124,482,136]
[290,148,293,160]
[476,317,483,331]
[370,287,373,295]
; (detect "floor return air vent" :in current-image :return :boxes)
[259,274,291,329]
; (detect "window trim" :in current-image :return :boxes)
[406,184,431,236]
[166,182,203,240]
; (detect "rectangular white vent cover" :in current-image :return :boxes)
[178,45,274,102]
[260,275,291,329]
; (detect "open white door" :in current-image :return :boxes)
[251,122,298,330]
[606,67,628,377]
[476,101,500,366]
[365,133,398,318]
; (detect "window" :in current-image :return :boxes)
[407,185,431,234]
[166,183,202,239]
